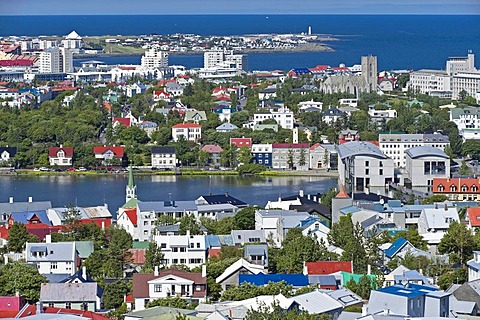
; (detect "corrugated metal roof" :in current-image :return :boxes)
[290,290,343,314]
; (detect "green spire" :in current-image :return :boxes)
[128,165,135,189]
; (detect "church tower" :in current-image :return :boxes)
[126,166,137,203]
[361,55,378,92]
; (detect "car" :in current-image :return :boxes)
[33,168,41,172]
[76,167,87,172]
[39,167,50,172]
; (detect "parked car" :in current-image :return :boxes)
[76,167,87,172]
[39,167,50,172]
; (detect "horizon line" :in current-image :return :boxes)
[1,13,479,16]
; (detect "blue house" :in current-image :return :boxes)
[251,144,272,167]
[9,210,52,226]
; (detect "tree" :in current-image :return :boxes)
[462,140,480,160]
[459,159,470,175]
[233,206,257,230]
[320,188,338,209]
[144,242,164,272]
[244,300,323,320]
[146,296,195,309]
[298,148,306,168]
[0,263,47,303]
[437,267,468,290]
[103,280,131,309]
[179,215,202,235]
[7,222,38,252]
[422,194,448,204]
[237,146,253,165]
[221,281,293,302]
[287,149,294,169]
[438,221,474,266]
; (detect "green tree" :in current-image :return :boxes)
[459,159,470,175]
[437,268,468,290]
[287,149,294,169]
[462,140,480,159]
[237,146,253,165]
[422,194,448,204]
[0,263,47,303]
[233,206,257,230]
[179,215,202,235]
[144,242,164,272]
[438,221,474,266]
[146,296,195,309]
[103,280,132,309]
[7,222,38,252]
[298,148,306,168]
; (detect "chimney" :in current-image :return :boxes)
[224,192,229,197]
[101,221,105,230]
[299,189,304,197]
[28,196,33,203]
[45,234,51,243]
[365,188,369,195]
[82,266,87,279]
[36,301,43,314]
[4,255,8,265]
[434,203,438,209]
[444,203,448,211]
[15,290,19,297]
[367,264,371,275]
[154,266,159,276]
[202,264,207,278]
[186,230,190,237]
[9,197,13,204]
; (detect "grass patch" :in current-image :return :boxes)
[180,170,238,176]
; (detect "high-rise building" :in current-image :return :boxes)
[203,49,247,71]
[141,47,169,68]
[39,47,73,73]
[361,55,378,91]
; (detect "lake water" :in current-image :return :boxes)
[0,175,337,217]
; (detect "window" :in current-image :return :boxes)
[50,262,57,270]
[180,259,186,264]
[172,247,179,252]
[82,303,88,311]
[365,161,369,166]
[48,303,54,307]
[180,247,186,252]
[365,168,369,175]
[154,284,162,292]
[144,221,148,226]
[462,185,468,192]
[173,259,178,264]
[65,303,71,309]
[196,285,202,291]
[379,169,383,175]
[379,161,383,167]
[196,243,200,248]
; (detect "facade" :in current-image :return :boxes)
[48,146,74,167]
[379,133,450,168]
[62,31,83,49]
[450,107,480,140]
[337,141,394,194]
[0,147,17,164]
[409,69,451,95]
[154,230,206,269]
[204,50,247,71]
[25,240,78,276]
[39,47,73,73]
[151,146,176,169]
[171,123,202,142]
[255,209,311,246]
[141,47,169,68]
[405,146,450,190]
[216,258,267,291]
[252,107,294,129]
[251,144,272,167]
[468,251,480,282]
[322,108,346,124]
[132,269,207,311]
[272,143,310,170]
[93,146,125,165]
[230,138,252,148]
[338,130,360,144]
[433,177,480,201]
[418,205,459,251]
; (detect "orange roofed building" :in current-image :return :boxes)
[433,177,480,201]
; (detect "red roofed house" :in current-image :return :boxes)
[339,130,360,145]
[201,144,224,165]
[272,143,310,170]
[230,137,252,148]
[113,117,131,128]
[93,146,125,165]
[128,248,146,266]
[49,146,74,167]
[303,261,353,275]
[467,208,480,230]
[117,208,138,240]
[132,268,207,310]
[153,90,171,102]
[172,123,201,142]
[433,177,480,201]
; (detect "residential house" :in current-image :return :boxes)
[125,306,198,320]
[322,108,346,124]
[253,123,279,132]
[184,110,207,124]
[450,106,480,140]
[433,177,480,201]
[25,240,79,276]
[339,130,360,145]
[0,198,52,226]
[251,144,272,167]
[112,117,132,128]
[154,230,206,269]
[323,288,363,308]
[418,204,459,252]
[307,275,338,290]
[126,83,147,97]
[0,146,17,164]
[394,270,433,287]
[132,268,207,310]
[46,205,112,229]
[172,123,202,143]
[365,283,449,318]
[216,258,267,291]
[467,208,480,230]
[93,146,125,165]
[384,265,411,287]
[137,121,158,138]
[251,106,294,129]
[151,146,176,170]
[201,145,223,165]
[258,87,277,100]
[215,106,236,122]
[196,193,247,209]
[231,230,265,246]
[254,209,311,246]
[298,100,323,112]
[337,141,395,194]
[368,107,398,128]
[48,146,74,167]
[244,244,268,267]
[230,137,252,148]
[309,143,336,169]
[40,282,103,311]
[383,237,432,263]
[379,133,450,168]
[468,251,480,282]
[153,90,171,102]
[165,82,185,97]
[0,296,26,317]
[404,146,450,191]
[289,290,343,317]
[339,98,358,108]
[272,143,310,170]
[447,279,480,314]
[216,123,238,132]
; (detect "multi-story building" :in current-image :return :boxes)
[337,141,394,194]
[450,106,480,131]
[404,146,450,191]
[433,177,480,201]
[39,47,73,73]
[171,123,202,142]
[204,49,247,71]
[141,47,169,68]
[446,51,475,76]
[62,31,83,50]
[251,144,272,167]
[452,71,480,100]
[25,238,79,276]
[154,230,206,269]
[408,69,451,95]
[272,143,310,170]
[252,107,294,129]
[151,146,176,169]
[379,133,449,168]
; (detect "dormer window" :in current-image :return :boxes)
[450,185,457,192]
[462,185,468,192]
[473,185,478,192]
[438,184,444,192]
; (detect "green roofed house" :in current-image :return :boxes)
[132,241,150,250]
[74,241,94,261]
[341,271,378,288]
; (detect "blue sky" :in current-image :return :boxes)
[2,0,479,15]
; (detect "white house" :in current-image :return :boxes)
[154,230,207,269]
[252,107,294,129]
[25,238,78,276]
[298,100,323,112]
[405,146,450,190]
[151,146,176,169]
[172,123,202,142]
[322,108,346,124]
[418,204,459,253]
[468,251,480,282]
[450,107,480,140]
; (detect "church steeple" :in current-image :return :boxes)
[126,165,137,203]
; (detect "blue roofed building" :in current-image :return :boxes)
[239,273,309,288]
[9,210,52,226]
[365,283,449,318]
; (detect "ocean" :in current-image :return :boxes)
[2,15,479,71]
